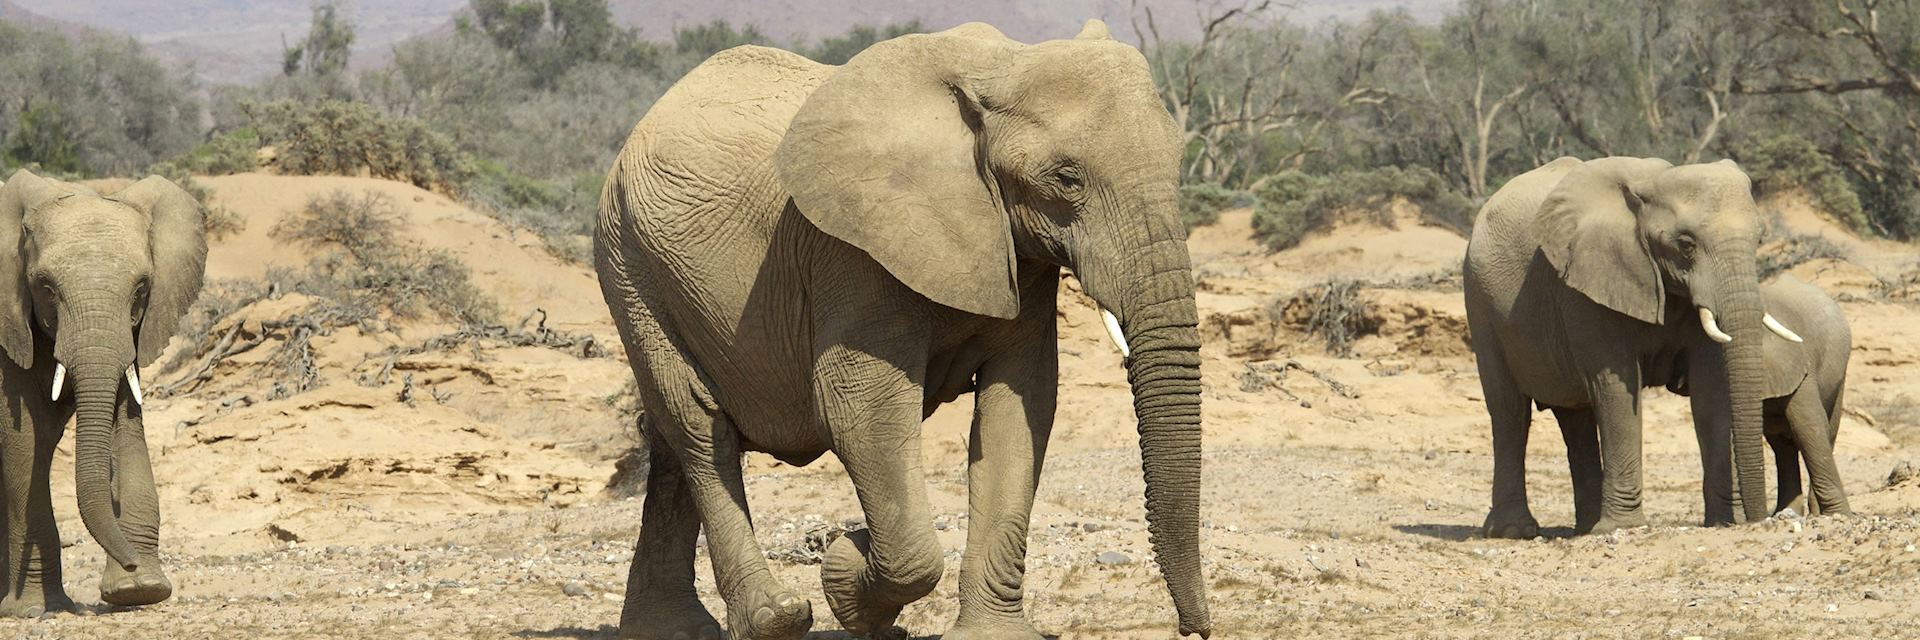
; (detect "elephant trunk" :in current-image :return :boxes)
[64,327,143,571]
[1712,252,1770,524]
[1110,254,1210,638]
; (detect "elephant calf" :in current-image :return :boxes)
[0,169,207,615]
[1666,275,1852,517]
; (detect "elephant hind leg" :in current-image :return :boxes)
[1474,340,1539,539]
[1787,386,1850,515]
[1551,407,1602,534]
[606,289,810,640]
[1765,426,1804,515]
[619,422,720,640]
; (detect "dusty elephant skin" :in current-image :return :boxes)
[1666,275,1853,517]
[594,20,1209,640]
[0,169,207,615]
[1463,156,1798,537]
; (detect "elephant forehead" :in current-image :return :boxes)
[25,199,151,254]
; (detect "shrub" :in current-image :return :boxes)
[1733,134,1869,234]
[145,161,245,241]
[1252,166,1473,251]
[1179,182,1242,230]
[171,129,262,175]
[273,190,498,325]
[1757,234,1852,280]
[1278,278,1378,358]
[463,160,602,262]
[241,99,473,193]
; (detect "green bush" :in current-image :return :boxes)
[241,99,473,193]
[1733,134,1870,234]
[1178,182,1242,230]
[172,129,262,175]
[1252,166,1473,251]
[463,159,602,262]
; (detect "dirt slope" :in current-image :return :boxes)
[13,182,1920,638]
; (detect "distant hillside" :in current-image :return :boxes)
[9,0,1447,84]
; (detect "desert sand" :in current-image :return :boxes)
[6,175,1917,639]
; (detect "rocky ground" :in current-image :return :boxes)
[3,177,1916,639]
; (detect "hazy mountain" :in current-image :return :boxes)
[7,0,1449,84]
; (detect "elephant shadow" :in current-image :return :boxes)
[1392,523,1582,541]
[512,627,1055,639]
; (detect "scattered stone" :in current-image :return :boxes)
[1864,590,1883,601]
[1083,522,1103,533]
[562,581,589,597]
[1354,558,1369,569]
[1825,603,1838,613]
[1095,551,1131,566]
[1888,461,1917,487]
[1423,449,1438,461]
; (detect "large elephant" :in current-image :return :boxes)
[594,21,1208,640]
[1463,156,1802,537]
[1666,275,1851,517]
[0,169,206,615]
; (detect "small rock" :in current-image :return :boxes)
[1775,507,1801,521]
[1354,558,1369,569]
[1094,551,1131,566]
[1083,523,1103,533]
[563,581,590,597]
[933,521,949,531]
[1825,603,1838,613]
[1836,565,1851,575]
[602,592,622,602]
[1864,590,1883,601]
[1423,449,1438,461]
[1424,499,1437,511]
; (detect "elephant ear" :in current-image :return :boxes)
[1534,157,1673,325]
[0,170,68,369]
[774,25,1022,319]
[108,176,208,367]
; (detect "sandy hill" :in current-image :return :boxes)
[19,178,1920,636]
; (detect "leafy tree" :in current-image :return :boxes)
[284,1,356,78]
[674,20,768,59]
[804,21,924,64]
[3,103,88,174]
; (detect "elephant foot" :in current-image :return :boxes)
[619,599,721,640]
[723,587,811,640]
[0,589,75,618]
[821,530,915,636]
[100,561,172,607]
[1589,512,1648,535]
[942,622,1046,640]
[1481,510,1540,539]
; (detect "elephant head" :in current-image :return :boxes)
[774,21,1209,635]
[0,169,208,572]
[1534,158,1800,524]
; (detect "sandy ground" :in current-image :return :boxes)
[4,177,1917,639]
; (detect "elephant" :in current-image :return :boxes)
[593,20,1209,640]
[1664,275,1851,517]
[1463,156,1804,538]
[0,169,205,615]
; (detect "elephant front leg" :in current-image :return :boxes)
[946,339,1056,639]
[1589,373,1649,534]
[0,405,74,617]
[815,350,944,638]
[100,400,171,607]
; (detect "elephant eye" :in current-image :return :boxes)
[1052,166,1083,192]
[1675,234,1697,256]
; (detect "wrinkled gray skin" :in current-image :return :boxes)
[594,21,1209,640]
[0,169,206,615]
[1665,275,1851,518]
[1465,156,1778,537]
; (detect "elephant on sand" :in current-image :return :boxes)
[1666,275,1851,517]
[0,169,207,615]
[593,21,1209,640]
[1463,156,1804,537]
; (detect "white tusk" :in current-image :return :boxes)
[1698,307,1734,344]
[1763,313,1804,343]
[50,363,65,402]
[126,365,144,406]
[1100,309,1130,358]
